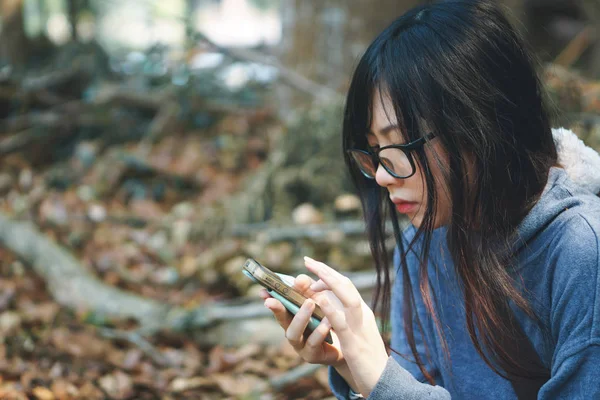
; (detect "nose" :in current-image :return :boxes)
[374,163,399,187]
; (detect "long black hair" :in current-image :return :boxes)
[342,0,557,383]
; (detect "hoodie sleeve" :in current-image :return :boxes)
[328,244,450,399]
[536,213,600,399]
[328,358,450,400]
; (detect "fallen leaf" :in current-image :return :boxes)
[168,376,213,393]
[50,379,78,400]
[98,371,133,400]
[32,386,55,400]
[212,373,265,396]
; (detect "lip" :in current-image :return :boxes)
[390,198,419,214]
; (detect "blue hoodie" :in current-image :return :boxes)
[329,130,600,399]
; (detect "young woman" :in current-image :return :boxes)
[259,1,600,398]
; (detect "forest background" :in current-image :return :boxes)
[0,0,599,399]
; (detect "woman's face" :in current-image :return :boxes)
[368,91,451,229]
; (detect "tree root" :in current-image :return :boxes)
[0,211,273,336]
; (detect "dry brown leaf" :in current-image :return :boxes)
[205,346,226,374]
[120,349,143,370]
[76,382,103,400]
[32,386,55,400]
[0,311,21,336]
[0,383,28,400]
[50,379,78,400]
[51,328,111,359]
[168,376,213,393]
[129,199,165,220]
[212,373,265,396]
[233,358,278,376]
[20,301,60,324]
[0,279,16,311]
[98,371,133,400]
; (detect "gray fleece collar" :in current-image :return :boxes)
[553,128,600,194]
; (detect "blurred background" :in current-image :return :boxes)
[0,0,598,399]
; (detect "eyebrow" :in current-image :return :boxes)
[368,124,399,136]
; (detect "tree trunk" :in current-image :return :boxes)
[277,0,421,109]
[0,0,30,71]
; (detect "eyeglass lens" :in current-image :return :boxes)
[350,148,413,178]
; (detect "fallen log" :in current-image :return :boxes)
[0,212,382,345]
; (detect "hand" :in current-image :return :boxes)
[304,256,389,397]
[259,272,346,367]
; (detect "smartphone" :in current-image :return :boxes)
[242,258,333,344]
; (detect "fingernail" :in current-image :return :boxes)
[310,283,318,291]
[304,256,316,263]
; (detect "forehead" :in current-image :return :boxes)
[368,90,405,142]
[371,90,396,128]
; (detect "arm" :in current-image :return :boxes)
[322,245,450,399]
[539,344,600,398]
[537,215,600,398]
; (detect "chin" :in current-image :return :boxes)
[408,214,445,230]
[408,214,424,229]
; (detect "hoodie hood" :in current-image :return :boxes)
[553,127,600,194]
[513,128,600,253]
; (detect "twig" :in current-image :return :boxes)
[229,220,397,242]
[21,62,86,92]
[269,363,324,391]
[0,111,62,134]
[97,327,170,366]
[553,25,596,67]
[194,31,344,102]
[136,102,180,158]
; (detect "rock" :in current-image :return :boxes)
[171,202,194,219]
[148,230,168,251]
[77,185,96,202]
[292,203,324,225]
[0,311,21,336]
[87,203,106,222]
[262,242,295,272]
[334,194,361,213]
[171,219,191,248]
[38,196,68,226]
[224,256,253,292]
[18,169,33,191]
[199,318,286,347]
[74,140,98,169]
[195,239,243,272]
[151,266,179,285]
[98,371,133,399]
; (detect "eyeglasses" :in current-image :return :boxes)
[347,132,435,179]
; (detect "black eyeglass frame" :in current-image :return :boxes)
[347,132,436,179]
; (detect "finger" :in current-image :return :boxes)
[309,279,330,292]
[258,288,272,300]
[285,299,315,349]
[304,257,363,310]
[319,297,350,338]
[294,274,318,297]
[265,298,293,329]
[304,316,332,349]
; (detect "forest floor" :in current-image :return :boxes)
[0,40,599,400]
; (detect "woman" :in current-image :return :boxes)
[260,1,600,398]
